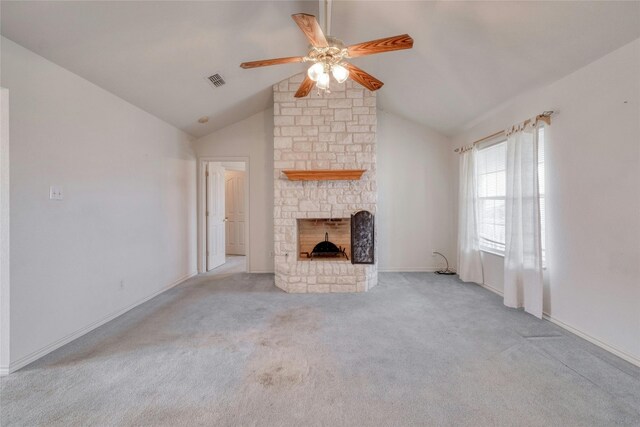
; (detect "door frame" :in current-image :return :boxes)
[197,156,250,273]
[0,88,10,375]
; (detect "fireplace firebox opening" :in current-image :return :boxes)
[297,218,351,261]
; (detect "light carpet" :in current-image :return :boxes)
[2,257,639,426]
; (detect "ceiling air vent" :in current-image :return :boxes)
[207,74,226,88]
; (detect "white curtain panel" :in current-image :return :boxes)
[457,147,483,283]
[504,122,544,318]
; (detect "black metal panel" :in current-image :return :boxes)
[351,210,375,264]
[310,232,349,260]
[312,232,340,254]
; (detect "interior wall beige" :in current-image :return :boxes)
[1,37,197,370]
[377,111,455,271]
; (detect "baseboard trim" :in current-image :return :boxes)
[542,313,640,367]
[477,282,640,368]
[1,270,198,375]
[248,270,275,274]
[478,282,503,296]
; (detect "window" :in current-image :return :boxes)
[476,127,545,256]
[538,127,546,260]
[477,141,507,253]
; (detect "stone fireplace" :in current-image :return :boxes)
[273,73,377,293]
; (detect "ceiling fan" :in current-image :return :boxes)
[239,12,413,97]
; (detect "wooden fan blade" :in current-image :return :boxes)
[347,34,414,58]
[294,76,315,98]
[291,13,328,47]
[345,63,384,91]
[240,56,304,69]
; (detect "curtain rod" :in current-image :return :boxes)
[454,111,554,153]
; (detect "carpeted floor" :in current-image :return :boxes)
[2,257,639,426]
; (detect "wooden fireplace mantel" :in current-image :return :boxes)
[282,169,366,181]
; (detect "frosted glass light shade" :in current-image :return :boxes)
[332,64,349,83]
[307,63,325,82]
[316,72,330,89]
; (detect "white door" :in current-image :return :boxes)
[206,162,226,271]
[225,170,246,255]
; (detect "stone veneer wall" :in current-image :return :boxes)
[273,73,378,293]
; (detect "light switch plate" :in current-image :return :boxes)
[49,185,63,200]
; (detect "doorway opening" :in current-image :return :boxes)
[199,158,249,274]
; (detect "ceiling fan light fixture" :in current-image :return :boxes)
[331,64,349,83]
[307,62,325,82]
[316,71,330,90]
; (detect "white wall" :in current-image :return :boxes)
[377,111,455,271]
[193,109,274,273]
[1,37,197,371]
[451,38,640,365]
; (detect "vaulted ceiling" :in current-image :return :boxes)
[2,1,639,137]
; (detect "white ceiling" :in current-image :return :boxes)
[2,1,639,137]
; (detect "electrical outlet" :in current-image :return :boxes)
[49,185,64,200]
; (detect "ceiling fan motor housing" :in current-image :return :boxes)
[305,37,348,64]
